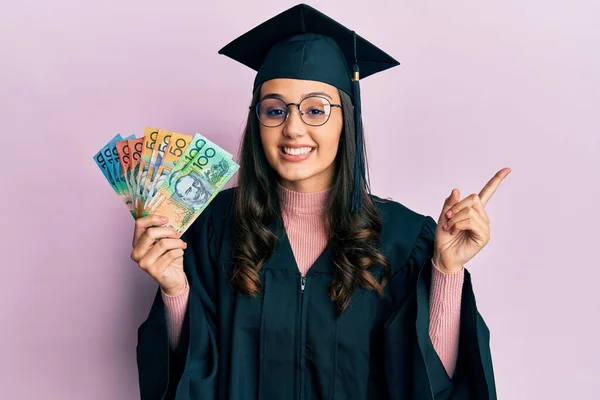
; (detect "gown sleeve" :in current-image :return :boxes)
[136,203,220,400]
[384,215,497,400]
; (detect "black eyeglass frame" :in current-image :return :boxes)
[249,95,342,127]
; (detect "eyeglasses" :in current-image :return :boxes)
[250,95,341,127]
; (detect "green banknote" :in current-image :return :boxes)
[149,144,239,233]
[145,133,230,212]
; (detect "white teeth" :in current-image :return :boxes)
[282,147,313,155]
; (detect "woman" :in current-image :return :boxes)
[132,4,508,399]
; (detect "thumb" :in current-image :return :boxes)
[438,188,460,224]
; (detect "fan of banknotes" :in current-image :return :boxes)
[93,127,239,234]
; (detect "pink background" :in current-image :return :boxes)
[2,0,599,398]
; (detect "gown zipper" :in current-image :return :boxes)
[299,275,307,400]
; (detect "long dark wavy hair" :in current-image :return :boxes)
[232,85,391,314]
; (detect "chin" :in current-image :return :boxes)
[265,153,335,186]
[275,167,317,183]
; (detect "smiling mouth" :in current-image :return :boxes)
[280,146,315,156]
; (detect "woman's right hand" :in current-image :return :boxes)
[130,214,189,296]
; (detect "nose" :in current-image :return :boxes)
[282,105,306,139]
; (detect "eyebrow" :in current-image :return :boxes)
[261,91,334,102]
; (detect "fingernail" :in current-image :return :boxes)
[161,217,168,223]
[184,242,188,248]
[446,210,452,218]
[443,223,448,230]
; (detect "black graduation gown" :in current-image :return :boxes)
[136,188,496,400]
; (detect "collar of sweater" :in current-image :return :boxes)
[276,182,333,215]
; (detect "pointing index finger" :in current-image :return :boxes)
[479,167,511,206]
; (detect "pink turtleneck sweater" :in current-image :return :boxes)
[161,185,464,377]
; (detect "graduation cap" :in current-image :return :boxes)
[218,3,400,213]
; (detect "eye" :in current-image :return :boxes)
[266,108,286,117]
[305,107,325,115]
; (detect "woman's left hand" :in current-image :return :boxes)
[433,167,511,274]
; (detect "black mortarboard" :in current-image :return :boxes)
[218,3,400,213]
